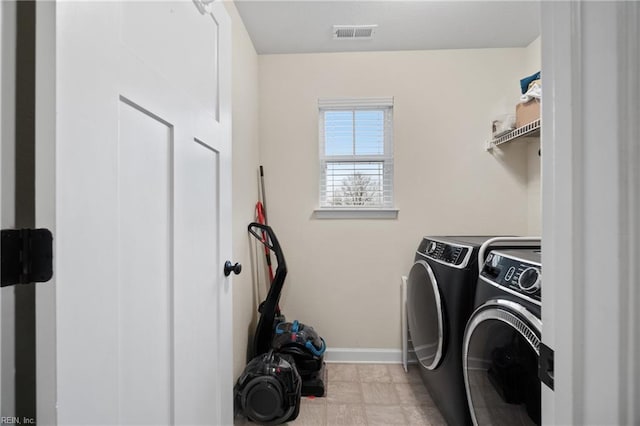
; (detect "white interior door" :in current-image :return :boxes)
[34,1,233,424]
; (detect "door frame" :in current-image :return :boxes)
[34,1,55,421]
[1,0,18,417]
[541,1,640,423]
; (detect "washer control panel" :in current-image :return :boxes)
[481,249,542,302]
[417,238,470,267]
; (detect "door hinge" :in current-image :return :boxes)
[1,228,53,287]
[539,342,554,391]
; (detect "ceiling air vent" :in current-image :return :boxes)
[333,25,378,40]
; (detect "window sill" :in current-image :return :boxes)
[313,208,399,220]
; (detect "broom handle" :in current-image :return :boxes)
[260,166,268,224]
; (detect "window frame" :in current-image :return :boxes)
[315,97,397,219]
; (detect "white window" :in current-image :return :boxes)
[317,97,395,218]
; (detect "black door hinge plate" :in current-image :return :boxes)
[539,342,554,391]
[1,228,53,287]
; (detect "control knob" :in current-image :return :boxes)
[426,241,437,254]
[518,267,541,293]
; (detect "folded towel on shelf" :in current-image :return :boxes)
[521,79,541,103]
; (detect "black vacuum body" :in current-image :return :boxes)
[234,350,301,425]
[272,320,325,376]
[272,319,327,396]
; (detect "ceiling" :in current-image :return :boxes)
[234,1,541,55]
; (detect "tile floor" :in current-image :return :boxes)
[234,363,447,425]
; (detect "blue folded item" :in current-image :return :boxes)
[520,71,541,95]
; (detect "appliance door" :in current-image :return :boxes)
[407,260,445,370]
[463,300,541,426]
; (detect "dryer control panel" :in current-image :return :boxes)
[417,238,472,268]
[480,249,542,302]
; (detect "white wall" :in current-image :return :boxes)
[258,48,533,351]
[224,1,261,379]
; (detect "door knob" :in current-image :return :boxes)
[224,261,242,277]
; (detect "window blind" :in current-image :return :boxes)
[319,98,393,209]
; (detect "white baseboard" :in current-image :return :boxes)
[325,348,417,364]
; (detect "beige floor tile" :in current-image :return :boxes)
[421,405,448,425]
[327,363,359,382]
[361,382,400,405]
[403,405,448,426]
[294,400,327,426]
[388,363,411,383]
[326,403,367,425]
[301,395,328,406]
[395,382,435,406]
[402,405,431,426]
[406,363,426,384]
[365,404,408,426]
[235,363,447,425]
[357,364,392,383]
[381,363,424,384]
[326,381,363,404]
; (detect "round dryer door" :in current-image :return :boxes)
[463,300,541,426]
[407,260,445,370]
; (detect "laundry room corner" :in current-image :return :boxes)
[258,47,537,359]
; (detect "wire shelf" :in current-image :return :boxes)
[486,119,540,151]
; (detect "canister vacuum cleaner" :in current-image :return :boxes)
[234,223,327,424]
